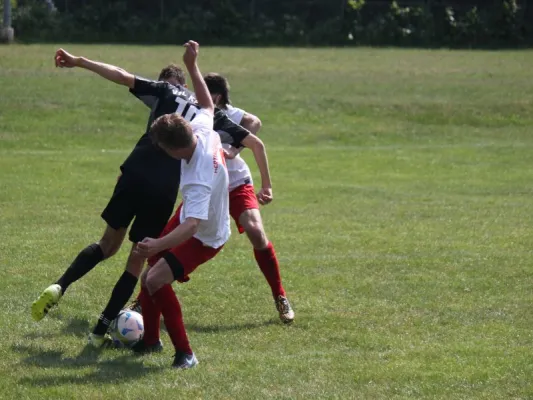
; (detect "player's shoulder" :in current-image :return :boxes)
[191,109,214,130]
[224,105,246,123]
[169,84,196,102]
[188,131,220,173]
[226,104,245,113]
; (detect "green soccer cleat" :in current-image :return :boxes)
[87,332,115,349]
[31,284,63,321]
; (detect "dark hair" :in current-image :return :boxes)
[158,64,186,85]
[204,73,231,106]
[150,114,193,150]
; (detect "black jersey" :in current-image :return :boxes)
[122,77,250,202]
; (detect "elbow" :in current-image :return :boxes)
[188,218,201,235]
[253,136,265,152]
[242,133,265,152]
[120,73,129,86]
[244,115,262,135]
[120,71,135,89]
[253,117,262,133]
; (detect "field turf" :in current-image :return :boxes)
[0,45,533,399]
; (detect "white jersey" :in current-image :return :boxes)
[179,109,230,248]
[220,105,253,191]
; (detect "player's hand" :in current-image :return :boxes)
[135,237,163,258]
[54,48,80,68]
[223,146,240,160]
[257,187,273,205]
[183,40,199,67]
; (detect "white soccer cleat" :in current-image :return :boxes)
[275,295,295,324]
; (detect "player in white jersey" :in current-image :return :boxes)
[129,41,228,369]
[204,73,294,324]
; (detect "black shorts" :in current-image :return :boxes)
[101,174,175,243]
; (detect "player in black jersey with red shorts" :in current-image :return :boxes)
[30,47,253,347]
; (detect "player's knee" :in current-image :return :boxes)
[140,274,147,289]
[126,261,144,278]
[245,223,268,249]
[98,228,125,259]
[125,248,146,277]
[140,268,150,289]
[145,270,163,296]
[98,239,121,259]
[145,275,157,296]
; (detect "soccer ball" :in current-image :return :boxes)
[110,310,144,347]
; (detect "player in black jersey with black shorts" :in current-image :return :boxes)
[31,46,252,347]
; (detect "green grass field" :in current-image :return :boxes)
[1,44,533,399]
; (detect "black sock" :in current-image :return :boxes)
[56,243,105,294]
[93,271,138,335]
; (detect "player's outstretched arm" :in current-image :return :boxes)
[136,218,200,258]
[182,41,214,115]
[241,133,273,205]
[55,48,135,89]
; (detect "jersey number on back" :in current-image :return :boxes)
[175,97,199,122]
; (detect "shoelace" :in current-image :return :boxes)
[276,298,290,314]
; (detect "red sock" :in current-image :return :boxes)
[139,287,161,346]
[151,284,192,354]
[254,242,286,299]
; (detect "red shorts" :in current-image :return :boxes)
[229,184,259,234]
[148,204,223,282]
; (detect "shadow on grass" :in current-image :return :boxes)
[187,319,278,333]
[13,343,165,386]
[23,316,91,340]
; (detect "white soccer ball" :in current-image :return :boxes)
[110,310,144,347]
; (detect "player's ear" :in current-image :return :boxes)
[184,84,188,88]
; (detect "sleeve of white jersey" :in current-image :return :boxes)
[225,106,245,125]
[190,109,214,132]
[181,183,211,221]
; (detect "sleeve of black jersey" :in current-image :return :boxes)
[213,109,250,149]
[129,89,157,109]
[129,77,171,99]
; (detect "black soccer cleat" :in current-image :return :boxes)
[131,339,163,355]
[172,351,198,369]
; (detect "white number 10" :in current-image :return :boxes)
[175,97,198,122]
